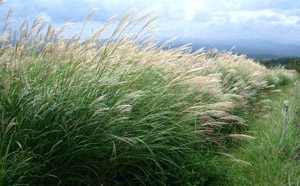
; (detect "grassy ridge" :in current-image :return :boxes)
[228,83,300,185]
[0,8,298,185]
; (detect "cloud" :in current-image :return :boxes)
[0,0,300,44]
[184,1,204,21]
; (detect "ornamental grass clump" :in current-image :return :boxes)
[0,7,297,185]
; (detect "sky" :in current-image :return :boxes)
[1,0,300,45]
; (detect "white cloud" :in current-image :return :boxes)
[227,9,300,25]
[184,1,204,21]
[1,0,300,44]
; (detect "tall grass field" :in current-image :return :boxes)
[0,6,298,185]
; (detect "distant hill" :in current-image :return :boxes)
[163,38,300,60]
[259,58,300,72]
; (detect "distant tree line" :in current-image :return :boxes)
[259,58,300,72]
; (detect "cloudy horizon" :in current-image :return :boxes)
[1,0,300,46]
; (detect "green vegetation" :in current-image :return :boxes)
[260,58,300,72]
[0,7,299,185]
[228,84,300,185]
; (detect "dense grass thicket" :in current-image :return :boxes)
[0,8,297,185]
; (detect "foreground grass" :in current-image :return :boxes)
[227,83,300,185]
